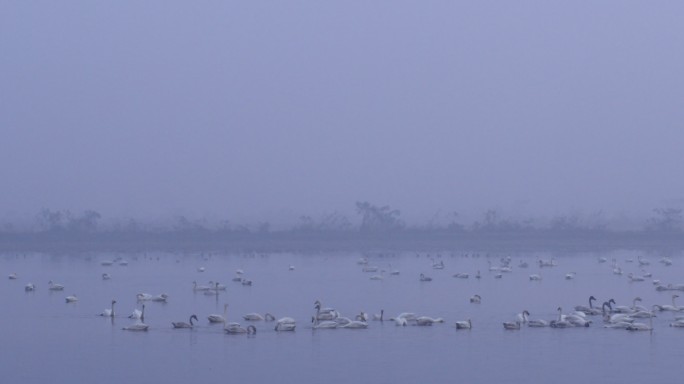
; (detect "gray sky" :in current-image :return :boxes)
[1,1,683,225]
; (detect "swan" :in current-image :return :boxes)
[370,275,384,280]
[626,316,653,331]
[48,280,65,291]
[173,315,198,329]
[65,295,78,303]
[314,301,339,320]
[529,274,542,281]
[670,320,684,328]
[475,270,481,279]
[432,260,445,269]
[453,273,469,279]
[416,316,444,326]
[550,307,572,328]
[455,319,472,329]
[356,312,369,322]
[419,273,432,282]
[628,273,645,282]
[8,272,17,280]
[312,317,338,329]
[208,304,228,323]
[372,310,384,321]
[136,293,153,301]
[518,260,529,268]
[393,317,408,326]
[264,313,276,321]
[241,279,253,286]
[610,299,635,314]
[289,265,295,271]
[660,257,673,266]
[225,324,256,334]
[470,295,481,304]
[101,260,113,266]
[363,266,379,272]
[527,319,549,327]
[653,295,683,312]
[102,273,111,280]
[193,281,211,291]
[638,256,650,266]
[503,321,521,330]
[123,306,149,331]
[517,310,530,324]
[151,293,168,302]
[565,272,576,280]
[339,321,368,329]
[100,300,116,317]
[129,308,143,320]
[243,313,265,321]
[275,319,296,331]
[575,296,600,315]
[24,283,35,292]
[197,267,205,272]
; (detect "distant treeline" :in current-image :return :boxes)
[1,203,683,252]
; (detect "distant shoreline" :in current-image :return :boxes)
[2,231,683,253]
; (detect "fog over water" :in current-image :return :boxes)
[2,2,684,227]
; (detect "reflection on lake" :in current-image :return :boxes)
[1,250,682,383]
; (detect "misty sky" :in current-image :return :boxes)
[1,2,683,225]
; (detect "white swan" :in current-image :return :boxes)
[173,315,198,329]
[100,300,116,317]
[372,310,384,321]
[274,317,296,331]
[65,295,78,303]
[24,283,35,291]
[416,316,444,326]
[419,273,432,282]
[529,274,542,281]
[8,272,17,280]
[469,295,481,304]
[670,320,684,327]
[123,306,149,331]
[453,273,469,279]
[455,319,472,329]
[517,310,530,324]
[575,296,600,315]
[626,316,653,331]
[225,324,256,334]
[102,273,111,280]
[503,321,521,330]
[129,308,143,320]
[136,293,153,301]
[393,317,408,326]
[654,294,683,312]
[208,304,228,323]
[243,313,265,321]
[48,280,64,291]
[312,317,338,329]
[550,307,572,328]
[565,272,576,280]
[193,281,211,291]
[151,293,168,302]
[527,319,549,327]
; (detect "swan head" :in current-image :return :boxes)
[523,310,530,316]
[589,295,596,301]
[190,315,198,322]
[609,299,616,305]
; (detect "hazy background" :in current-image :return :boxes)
[2,1,683,228]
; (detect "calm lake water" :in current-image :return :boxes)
[1,250,682,383]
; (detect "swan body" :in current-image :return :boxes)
[453,273,469,279]
[129,309,143,320]
[101,273,111,280]
[243,313,264,321]
[419,273,432,282]
[151,293,168,302]
[670,320,684,327]
[100,300,116,317]
[517,310,530,324]
[363,266,379,272]
[626,317,653,331]
[575,296,601,315]
[225,324,256,334]
[65,295,78,303]
[340,321,368,329]
[275,317,296,331]
[313,320,338,329]
[470,295,481,304]
[25,283,35,291]
[193,281,211,291]
[529,274,542,281]
[628,273,645,282]
[208,304,228,323]
[8,272,17,280]
[136,293,153,301]
[654,295,682,312]
[173,315,198,328]
[48,281,64,291]
[527,319,549,327]
[416,317,444,326]
[123,323,149,331]
[565,272,576,280]
[455,319,472,329]
[393,317,408,326]
[370,275,384,280]
[503,321,521,330]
